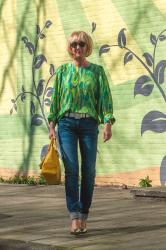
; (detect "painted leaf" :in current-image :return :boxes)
[10,108,13,115]
[134,75,154,97]
[21,36,28,44]
[154,60,166,84]
[26,42,35,54]
[39,33,46,39]
[143,52,153,67]
[37,79,44,96]
[92,22,96,33]
[49,64,55,75]
[36,25,40,35]
[99,44,110,56]
[150,33,157,45]
[124,52,133,65]
[21,93,26,102]
[30,101,35,116]
[45,20,52,28]
[14,103,17,111]
[34,54,47,69]
[118,28,126,48]
[160,155,166,186]
[40,144,49,160]
[141,111,166,135]
[159,34,166,41]
[31,114,43,126]
[44,98,51,106]
[46,87,53,97]
[22,86,25,93]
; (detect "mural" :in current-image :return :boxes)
[98,28,166,185]
[10,20,55,160]
[0,0,166,186]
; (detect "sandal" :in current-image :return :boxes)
[70,218,80,235]
[79,219,87,234]
[79,228,87,234]
[70,228,80,235]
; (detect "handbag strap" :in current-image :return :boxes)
[50,137,58,151]
[39,138,57,169]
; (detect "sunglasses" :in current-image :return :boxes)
[70,41,86,48]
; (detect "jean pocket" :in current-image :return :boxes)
[85,117,97,125]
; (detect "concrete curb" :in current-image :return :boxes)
[130,187,166,199]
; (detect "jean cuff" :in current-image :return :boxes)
[79,213,88,220]
[70,212,80,220]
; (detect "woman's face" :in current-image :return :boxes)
[70,36,87,59]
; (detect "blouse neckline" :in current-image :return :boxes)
[70,62,91,70]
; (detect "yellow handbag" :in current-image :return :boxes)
[39,138,61,185]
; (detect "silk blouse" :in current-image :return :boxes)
[48,62,115,125]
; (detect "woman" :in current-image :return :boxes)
[48,31,115,235]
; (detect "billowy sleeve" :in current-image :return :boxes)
[97,66,115,124]
[48,67,62,125]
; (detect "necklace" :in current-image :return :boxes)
[72,66,79,88]
[71,61,89,88]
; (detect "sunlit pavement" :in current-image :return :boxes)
[0,184,166,250]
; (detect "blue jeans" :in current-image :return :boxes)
[58,117,99,220]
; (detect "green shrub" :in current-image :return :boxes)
[139,175,152,187]
[0,175,46,185]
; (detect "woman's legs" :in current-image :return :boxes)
[58,117,98,228]
[79,118,98,220]
[58,117,80,220]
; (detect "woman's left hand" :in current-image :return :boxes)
[103,123,112,142]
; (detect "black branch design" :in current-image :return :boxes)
[99,28,166,134]
[10,20,55,131]
[99,28,166,102]
[98,27,166,185]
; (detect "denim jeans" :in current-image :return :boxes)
[57,117,99,220]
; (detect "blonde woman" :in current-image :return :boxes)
[48,31,115,235]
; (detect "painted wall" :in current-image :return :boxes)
[0,0,166,186]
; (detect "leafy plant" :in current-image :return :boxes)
[0,175,46,185]
[139,175,152,187]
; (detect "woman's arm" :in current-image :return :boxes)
[49,121,55,139]
[97,66,115,142]
[48,66,62,139]
[103,122,112,142]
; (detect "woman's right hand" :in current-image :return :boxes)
[49,127,56,139]
[49,121,56,139]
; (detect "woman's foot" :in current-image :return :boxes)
[70,219,80,235]
[78,219,87,234]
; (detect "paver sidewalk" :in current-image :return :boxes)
[0,184,166,250]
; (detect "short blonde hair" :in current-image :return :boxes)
[67,31,93,58]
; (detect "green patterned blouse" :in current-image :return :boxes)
[48,62,115,125]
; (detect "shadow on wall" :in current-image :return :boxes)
[99,0,153,76]
[0,0,48,176]
[10,21,54,176]
[0,0,34,100]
